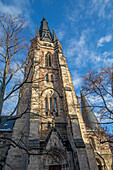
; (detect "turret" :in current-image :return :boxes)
[81,91,102,130]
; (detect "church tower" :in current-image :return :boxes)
[4,15,112,170]
[27,15,90,170]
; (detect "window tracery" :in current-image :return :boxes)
[45,97,58,116]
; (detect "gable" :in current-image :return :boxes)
[46,128,64,151]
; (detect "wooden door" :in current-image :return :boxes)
[49,165,61,170]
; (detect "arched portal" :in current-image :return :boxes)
[49,165,61,170]
[43,148,69,170]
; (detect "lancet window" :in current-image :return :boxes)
[51,75,53,83]
[45,97,58,116]
[45,74,54,83]
[46,74,49,82]
[50,98,53,114]
[45,98,48,115]
[49,55,52,66]
[45,53,52,67]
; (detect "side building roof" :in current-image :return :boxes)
[0,116,15,131]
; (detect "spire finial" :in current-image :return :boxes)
[43,14,45,19]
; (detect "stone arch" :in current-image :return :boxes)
[43,148,68,170]
[41,87,62,98]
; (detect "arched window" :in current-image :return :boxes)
[45,96,58,116]
[54,98,58,116]
[45,98,48,115]
[49,55,52,66]
[45,53,52,67]
[45,55,48,66]
[50,98,53,114]
[46,74,48,82]
[51,75,53,83]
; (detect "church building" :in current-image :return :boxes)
[0,15,112,170]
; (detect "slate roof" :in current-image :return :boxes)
[0,116,15,131]
[36,15,58,42]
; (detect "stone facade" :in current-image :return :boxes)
[0,16,112,170]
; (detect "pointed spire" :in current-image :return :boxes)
[53,29,58,41]
[81,91,102,131]
[39,15,52,41]
[35,25,39,37]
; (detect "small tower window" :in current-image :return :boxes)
[45,98,48,115]
[50,98,53,114]
[51,75,53,83]
[45,55,48,66]
[54,98,58,116]
[47,121,51,129]
[46,74,48,82]
[45,53,53,67]
[49,55,52,66]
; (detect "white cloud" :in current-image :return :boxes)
[97,35,112,47]
[66,0,113,27]
[64,30,113,71]
[72,71,82,89]
[65,33,85,58]
[88,0,112,18]
[64,30,90,67]
[0,0,29,16]
[55,23,66,41]
[90,51,113,67]
[0,1,22,16]
[0,0,35,35]
[56,30,65,41]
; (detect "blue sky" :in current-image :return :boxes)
[0,0,113,96]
